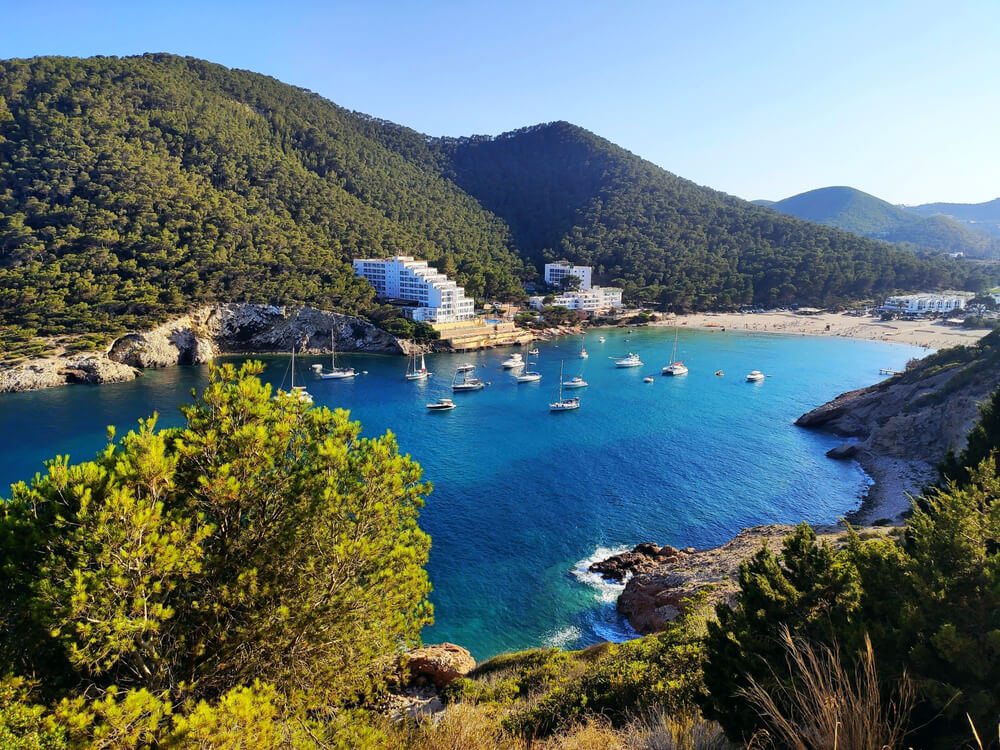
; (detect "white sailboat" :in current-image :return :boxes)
[578,334,588,359]
[315,332,356,379]
[278,344,313,404]
[550,360,581,411]
[515,361,542,382]
[405,350,431,381]
[452,368,486,391]
[662,326,688,376]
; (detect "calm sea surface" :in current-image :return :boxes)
[0,327,924,659]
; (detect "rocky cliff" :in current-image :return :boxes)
[795,330,1000,519]
[0,304,409,393]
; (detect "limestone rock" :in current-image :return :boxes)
[406,643,476,689]
[0,355,139,393]
[588,543,686,582]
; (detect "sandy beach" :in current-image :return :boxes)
[661,310,991,350]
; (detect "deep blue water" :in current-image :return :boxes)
[0,327,924,659]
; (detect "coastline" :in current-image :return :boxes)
[659,310,991,350]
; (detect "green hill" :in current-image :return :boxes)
[0,57,991,353]
[906,197,1000,239]
[0,54,526,347]
[762,186,998,257]
[437,125,986,308]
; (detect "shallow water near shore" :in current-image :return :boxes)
[0,328,923,659]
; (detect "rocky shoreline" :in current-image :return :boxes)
[0,303,412,394]
[591,525,885,635]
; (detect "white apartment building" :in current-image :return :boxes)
[529,286,623,313]
[352,256,476,323]
[544,261,592,291]
[881,293,970,315]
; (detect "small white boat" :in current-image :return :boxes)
[515,370,542,383]
[317,333,356,379]
[455,363,476,372]
[426,398,456,411]
[614,352,643,368]
[527,347,540,355]
[550,360,581,411]
[405,350,431,381]
[277,345,313,404]
[561,376,588,389]
[662,325,688,376]
[598,336,606,343]
[644,376,655,383]
[746,370,765,382]
[452,368,486,391]
[578,335,588,358]
[501,353,524,369]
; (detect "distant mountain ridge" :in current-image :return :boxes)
[758,186,999,258]
[906,198,1000,239]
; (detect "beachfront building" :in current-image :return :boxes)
[528,286,624,313]
[352,256,476,323]
[880,293,971,315]
[544,261,592,291]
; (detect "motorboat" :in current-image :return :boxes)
[614,352,643,368]
[426,398,456,411]
[501,352,524,369]
[746,370,765,382]
[405,350,431,381]
[715,370,724,376]
[643,376,655,383]
[550,360,581,411]
[598,336,606,343]
[527,347,540,356]
[561,376,588,389]
[316,332,356,379]
[661,325,688,375]
[452,368,486,391]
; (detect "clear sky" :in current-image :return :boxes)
[2,0,997,205]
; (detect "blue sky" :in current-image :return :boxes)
[2,0,997,204]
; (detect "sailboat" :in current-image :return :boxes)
[578,335,589,359]
[315,332,356,379]
[405,350,431,381]
[550,360,581,411]
[278,344,313,404]
[452,367,486,391]
[515,361,542,382]
[661,326,688,376]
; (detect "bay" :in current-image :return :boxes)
[0,326,924,659]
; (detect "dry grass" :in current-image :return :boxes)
[741,627,914,750]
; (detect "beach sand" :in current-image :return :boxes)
[661,310,991,351]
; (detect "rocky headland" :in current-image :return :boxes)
[796,330,1000,522]
[592,525,886,635]
[0,303,412,394]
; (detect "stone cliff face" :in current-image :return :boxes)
[1,304,409,393]
[107,304,408,369]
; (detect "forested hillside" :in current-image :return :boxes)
[438,123,989,309]
[0,56,992,355]
[907,196,1000,239]
[0,54,525,347]
[760,185,999,258]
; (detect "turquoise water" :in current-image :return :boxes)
[0,327,924,659]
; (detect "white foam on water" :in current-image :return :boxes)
[571,545,630,603]
[543,625,582,649]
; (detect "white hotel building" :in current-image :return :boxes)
[352,256,476,324]
[880,293,971,315]
[544,261,592,290]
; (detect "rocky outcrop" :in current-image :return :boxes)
[406,643,476,689]
[2,304,411,393]
[108,304,408,369]
[588,542,694,582]
[0,354,140,393]
[605,524,876,634]
[796,336,1000,519]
